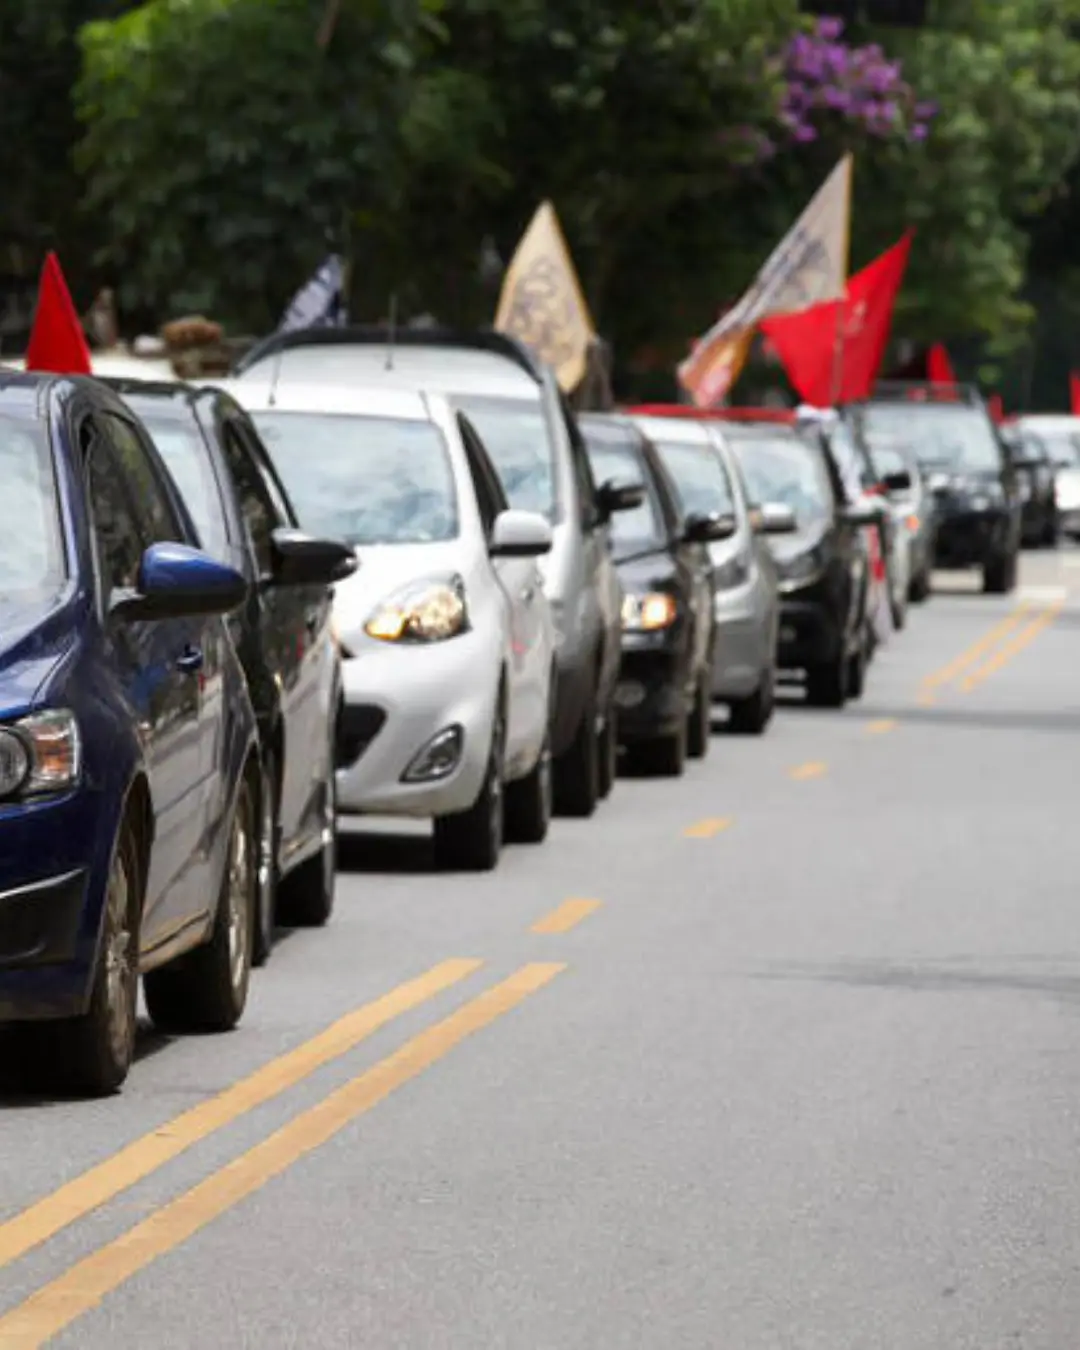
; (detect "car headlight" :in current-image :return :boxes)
[621,592,678,631]
[0,709,81,799]
[713,552,750,592]
[365,576,468,643]
[778,546,825,588]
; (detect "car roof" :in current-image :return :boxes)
[233,341,541,401]
[629,413,714,447]
[216,378,438,422]
[1017,414,1080,430]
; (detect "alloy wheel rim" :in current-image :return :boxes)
[227,803,251,991]
[104,849,134,1065]
[257,786,274,938]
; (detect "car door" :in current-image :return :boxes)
[216,417,314,854]
[458,414,546,761]
[81,411,208,949]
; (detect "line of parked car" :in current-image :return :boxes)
[0,337,1046,1095]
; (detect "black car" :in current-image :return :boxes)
[1000,424,1058,547]
[108,381,356,965]
[580,415,731,776]
[731,420,879,707]
[850,383,1022,593]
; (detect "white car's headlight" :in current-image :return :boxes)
[621,592,678,632]
[365,576,468,644]
[0,709,81,798]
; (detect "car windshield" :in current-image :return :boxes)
[866,440,910,481]
[862,404,1002,472]
[651,438,735,521]
[1032,431,1080,468]
[583,436,664,555]
[727,430,832,530]
[452,396,556,518]
[139,416,229,557]
[0,416,66,603]
[252,412,458,546]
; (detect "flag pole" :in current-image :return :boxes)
[828,151,853,408]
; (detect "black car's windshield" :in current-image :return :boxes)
[583,436,664,555]
[253,412,458,546]
[452,396,556,519]
[862,404,1002,473]
[652,438,735,521]
[0,417,66,602]
[727,430,832,530]
[139,416,229,557]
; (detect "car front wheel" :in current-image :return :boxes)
[434,700,505,870]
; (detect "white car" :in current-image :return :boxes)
[220,380,556,871]
[1015,414,1080,539]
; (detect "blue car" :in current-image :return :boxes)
[0,372,259,1095]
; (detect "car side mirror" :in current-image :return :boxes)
[110,541,248,621]
[882,471,912,493]
[595,478,645,521]
[839,501,885,528]
[489,509,553,558]
[755,502,797,535]
[269,527,357,586]
[683,511,737,543]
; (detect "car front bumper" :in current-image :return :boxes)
[613,633,689,742]
[335,630,497,818]
[776,598,842,670]
[932,503,1012,567]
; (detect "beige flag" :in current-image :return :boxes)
[680,154,852,404]
[495,201,595,392]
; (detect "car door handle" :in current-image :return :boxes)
[175,645,204,676]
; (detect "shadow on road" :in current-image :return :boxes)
[336,829,435,875]
[754,958,1080,1007]
[0,1019,176,1107]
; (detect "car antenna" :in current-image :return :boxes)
[385,294,397,370]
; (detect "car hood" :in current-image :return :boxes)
[0,588,78,717]
[768,520,829,566]
[613,548,678,593]
[330,540,469,639]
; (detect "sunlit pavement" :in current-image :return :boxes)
[2,548,1080,1349]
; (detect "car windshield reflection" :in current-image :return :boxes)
[0,416,66,603]
[253,412,459,546]
[727,430,831,530]
[452,396,556,519]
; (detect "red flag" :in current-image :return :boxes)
[988,394,1004,423]
[1070,372,1080,415]
[928,342,956,385]
[25,252,92,375]
[760,230,913,407]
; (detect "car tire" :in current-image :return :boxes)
[553,679,599,818]
[504,726,552,846]
[1042,512,1060,548]
[728,668,774,735]
[805,653,847,708]
[890,588,908,631]
[144,774,256,1034]
[276,742,337,928]
[983,548,1018,595]
[630,721,687,777]
[846,644,867,700]
[434,698,505,871]
[252,752,278,968]
[686,673,711,759]
[908,567,931,603]
[45,813,143,1097]
[597,698,618,800]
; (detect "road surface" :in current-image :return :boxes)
[2,550,1079,1349]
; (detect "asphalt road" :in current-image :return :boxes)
[2,549,1080,1349]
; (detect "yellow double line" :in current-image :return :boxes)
[0,959,563,1347]
[919,600,1063,700]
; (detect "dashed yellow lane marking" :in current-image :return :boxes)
[0,964,566,1349]
[0,959,483,1271]
[865,719,896,735]
[789,761,828,780]
[682,817,733,839]
[530,899,603,934]
[959,602,1064,692]
[920,604,1031,691]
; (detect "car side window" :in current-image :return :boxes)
[220,423,284,574]
[457,414,506,538]
[83,425,145,600]
[101,413,184,545]
[238,420,298,528]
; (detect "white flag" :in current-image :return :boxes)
[679,154,852,396]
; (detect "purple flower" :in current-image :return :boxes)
[794,123,818,142]
[914,100,938,120]
[911,124,929,141]
[817,16,843,40]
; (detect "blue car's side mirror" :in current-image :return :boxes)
[110,542,248,622]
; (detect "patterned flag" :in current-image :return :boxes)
[680,154,852,407]
[278,255,347,334]
[495,202,594,392]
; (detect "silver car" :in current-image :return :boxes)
[630,414,787,734]
[1015,414,1080,539]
